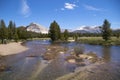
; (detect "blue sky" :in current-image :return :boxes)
[0,0,120,29]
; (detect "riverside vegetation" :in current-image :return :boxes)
[48,19,120,46]
[0,19,120,45]
[78,37,120,45]
[0,19,48,44]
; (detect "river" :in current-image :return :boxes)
[0,40,120,80]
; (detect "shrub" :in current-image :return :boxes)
[74,45,85,56]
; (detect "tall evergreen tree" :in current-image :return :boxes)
[64,29,69,41]
[75,33,78,41]
[8,21,19,41]
[0,20,8,44]
[49,21,61,41]
[60,33,65,40]
[17,26,27,39]
[13,23,19,42]
[12,23,16,34]
[8,21,14,40]
[102,19,112,41]
[116,31,120,39]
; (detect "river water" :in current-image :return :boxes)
[0,40,120,80]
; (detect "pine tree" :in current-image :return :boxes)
[13,23,19,42]
[8,21,19,41]
[75,33,78,41]
[60,33,65,40]
[64,29,69,41]
[8,21,14,40]
[116,31,120,39]
[0,20,8,44]
[17,26,27,40]
[102,19,112,41]
[49,21,61,41]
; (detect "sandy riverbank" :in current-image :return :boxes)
[0,42,29,56]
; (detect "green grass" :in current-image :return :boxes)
[27,38,50,40]
[78,37,120,45]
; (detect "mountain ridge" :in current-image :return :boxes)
[26,22,48,34]
[73,25,101,33]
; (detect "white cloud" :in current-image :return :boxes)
[21,0,31,17]
[84,4,101,11]
[56,2,78,11]
[64,3,77,10]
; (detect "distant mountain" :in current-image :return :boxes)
[61,29,73,33]
[26,23,48,34]
[73,25,101,33]
[112,29,120,33]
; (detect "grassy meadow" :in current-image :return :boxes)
[76,37,120,45]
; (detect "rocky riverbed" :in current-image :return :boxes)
[42,44,120,80]
[0,40,120,80]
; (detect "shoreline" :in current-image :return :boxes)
[0,42,29,56]
[78,37,120,46]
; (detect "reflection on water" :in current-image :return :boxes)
[0,40,120,80]
[36,55,69,80]
[102,46,111,62]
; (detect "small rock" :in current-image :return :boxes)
[59,51,64,54]
[79,54,88,59]
[68,59,76,63]
[87,56,93,60]
[0,64,11,72]
[47,49,51,51]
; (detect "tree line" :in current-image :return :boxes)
[0,19,48,44]
[49,19,120,42]
[49,21,69,42]
[0,19,119,44]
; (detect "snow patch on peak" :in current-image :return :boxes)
[76,25,98,30]
[26,22,48,34]
[74,25,101,33]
